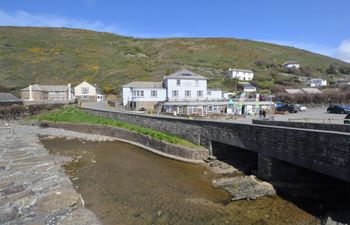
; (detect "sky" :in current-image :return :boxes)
[0,0,349,62]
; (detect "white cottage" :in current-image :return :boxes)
[122,81,166,110]
[282,61,300,69]
[226,68,254,81]
[74,81,103,102]
[306,78,327,87]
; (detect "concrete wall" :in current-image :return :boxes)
[42,122,208,161]
[80,107,350,182]
[253,119,350,133]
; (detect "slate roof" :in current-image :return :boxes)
[21,85,68,92]
[0,93,21,102]
[229,68,253,73]
[283,61,300,65]
[164,69,208,80]
[301,88,322,94]
[122,81,164,88]
[285,89,304,94]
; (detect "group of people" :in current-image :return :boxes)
[258,109,267,119]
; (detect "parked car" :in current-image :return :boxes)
[327,105,350,114]
[345,114,350,124]
[276,104,298,113]
[295,104,307,111]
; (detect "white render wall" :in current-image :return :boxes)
[227,71,254,81]
[122,87,166,106]
[206,90,223,100]
[284,64,300,69]
[165,78,207,101]
[74,81,97,96]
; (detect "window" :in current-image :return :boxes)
[207,91,212,95]
[197,91,203,97]
[195,80,199,86]
[151,90,157,97]
[176,79,181,86]
[140,90,144,97]
[185,90,191,97]
[172,90,178,97]
[81,87,89,94]
[132,91,136,97]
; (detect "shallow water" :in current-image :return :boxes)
[41,138,319,225]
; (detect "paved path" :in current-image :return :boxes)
[0,132,101,225]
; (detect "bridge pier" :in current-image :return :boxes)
[258,154,330,182]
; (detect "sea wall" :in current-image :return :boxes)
[40,122,208,162]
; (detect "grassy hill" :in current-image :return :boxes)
[0,26,349,94]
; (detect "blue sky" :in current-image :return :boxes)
[1,0,349,62]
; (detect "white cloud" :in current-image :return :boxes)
[0,10,187,38]
[336,39,350,63]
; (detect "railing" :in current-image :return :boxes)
[0,127,14,134]
[288,118,350,124]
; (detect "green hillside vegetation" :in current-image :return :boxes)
[31,107,199,148]
[1,26,349,94]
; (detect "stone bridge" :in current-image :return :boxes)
[81,107,350,183]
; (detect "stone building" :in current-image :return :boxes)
[21,84,73,102]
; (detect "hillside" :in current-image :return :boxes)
[0,26,349,94]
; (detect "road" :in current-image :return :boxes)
[81,101,348,125]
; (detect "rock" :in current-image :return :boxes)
[213,175,276,200]
[1,184,26,195]
[0,205,18,223]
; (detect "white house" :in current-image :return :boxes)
[74,81,103,102]
[164,69,208,101]
[306,78,327,87]
[207,89,223,100]
[282,61,300,69]
[226,68,254,81]
[239,82,257,92]
[122,81,166,110]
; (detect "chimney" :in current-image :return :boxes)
[29,85,33,101]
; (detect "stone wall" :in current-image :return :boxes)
[43,122,208,161]
[253,119,350,133]
[80,107,350,182]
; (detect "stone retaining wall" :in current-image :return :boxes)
[42,122,208,161]
[252,119,350,133]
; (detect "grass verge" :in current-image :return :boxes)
[31,107,200,148]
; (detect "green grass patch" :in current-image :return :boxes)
[31,107,200,148]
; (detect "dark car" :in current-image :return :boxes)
[345,114,350,124]
[327,105,350,114]
[276,104,298,113]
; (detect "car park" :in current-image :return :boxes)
[327,105,350,114]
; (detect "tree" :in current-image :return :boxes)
[326,64,338,74]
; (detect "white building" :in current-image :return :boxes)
[306,78,327,87]
[74,81,104,102]
[207,89,224,100]
[226,68,254,81]
[122,81,166,110]
[164,69,208,101]
[239,82,257,92]
[282,61,300,69]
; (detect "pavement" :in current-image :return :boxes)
[0,128,102,225]
[82,101,348,125]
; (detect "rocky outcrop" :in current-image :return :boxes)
[0,133,101,224]
[212,175,276,201]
